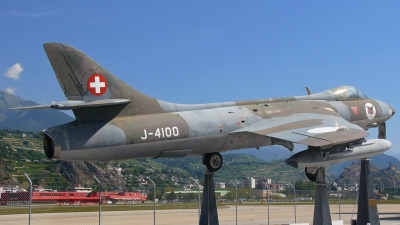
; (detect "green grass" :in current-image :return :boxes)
[2,200,400,215]
[0,203,208,215]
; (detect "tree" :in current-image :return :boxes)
[148,192,154,201]
[224,191,234,201]
[167,191,176,201]
[160,187,165,195]
[295,180,316,190]
[156,191,163,200]
[183,193,196,201]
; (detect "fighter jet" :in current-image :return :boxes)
[12,43,395,179]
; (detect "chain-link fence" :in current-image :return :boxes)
[0,172,155,225]
[0,174,362,225]
[1,172,206,225]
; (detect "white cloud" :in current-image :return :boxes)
[5,63,23,80]
[5,87,17,95]
[11,11,57,18]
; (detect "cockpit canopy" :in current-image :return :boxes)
[326,86,368,101]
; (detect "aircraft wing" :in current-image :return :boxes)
[10,99,131,110]
[233,113,368,148]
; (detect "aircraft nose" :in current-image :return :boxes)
[377,100,396,118]
[389,104,395,117]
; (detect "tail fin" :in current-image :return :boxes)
[43,43,165,119]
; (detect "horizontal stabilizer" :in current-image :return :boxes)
[10,99,131,110]
[9,105,51,110]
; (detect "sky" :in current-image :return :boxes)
[1,1,400,155]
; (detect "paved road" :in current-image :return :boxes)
[1,204,400,225]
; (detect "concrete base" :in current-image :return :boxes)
[282,223,309,225]
[282,220,342,225]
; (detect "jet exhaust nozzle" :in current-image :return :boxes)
[42,133,60,159]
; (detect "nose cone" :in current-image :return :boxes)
[375,99,395,119]
[389,104,395,117]
[378,139,392,151]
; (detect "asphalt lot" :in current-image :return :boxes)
[1,204,400,225]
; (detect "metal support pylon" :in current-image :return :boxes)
[313,167,332,225]
[199,171,219,225]
[357,158,380,225]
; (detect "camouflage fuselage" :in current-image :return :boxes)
[43,98,392,161]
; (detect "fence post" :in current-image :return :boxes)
[338,189,341,220]
[93,175,101,225]
[230,181,238,225]
[288,182,297,223]
[24,173,32,225]
[147,177,156,225]
[261,181,270,225]
[191,177,201,222]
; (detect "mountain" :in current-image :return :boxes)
[0,90,74,131]
[155,154,309,183]
[226,145,296,162]
[328,153,400,176]
[335,161,400,188]
[227,144,399,177]
[386,151,400,161]
[58,161,127,190]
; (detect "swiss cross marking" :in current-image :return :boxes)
[87,74,108,96]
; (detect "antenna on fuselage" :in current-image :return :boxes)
[304,87,312,95]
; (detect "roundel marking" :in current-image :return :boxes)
[88,74,108,96]
[365,103,376,120]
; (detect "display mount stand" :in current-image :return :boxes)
[357,158,380,225]
[199,170,219,225]
[197,160,380,225]
[313,167,332,225]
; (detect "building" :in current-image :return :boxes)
[66,186,93,193]
[252,189,270,198]
[252,189,286,198]
[255,178,271,189]
[215,182,225,189]
[0,186,26,198]
[241,177,256,189]
[0,191,146,206]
